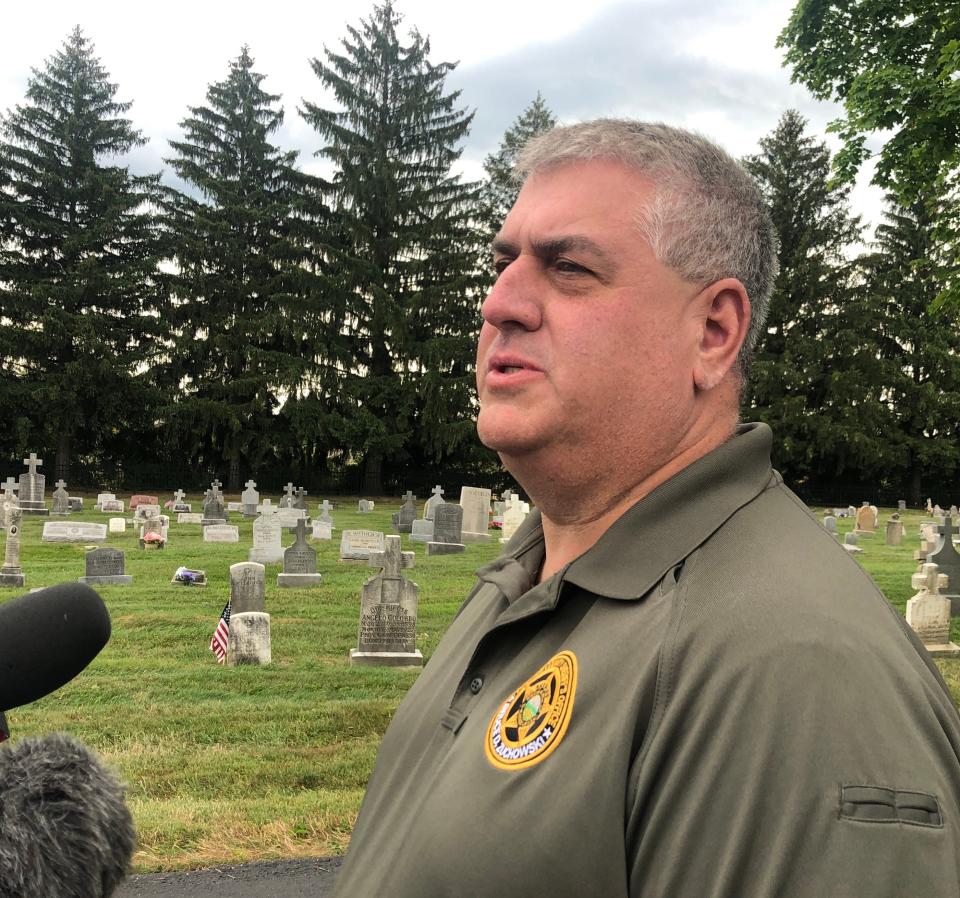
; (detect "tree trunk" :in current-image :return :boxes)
[909,464,922,508]
[56,433,70,485]
[228,454,241,492]
[363,451,383,497]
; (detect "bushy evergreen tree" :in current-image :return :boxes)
[301,1,487,494]
[742,110,870,489]
[0,27,165,480]
[162,46,324,489]
[481,93,556,235]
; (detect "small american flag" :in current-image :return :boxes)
[210,600,231,663]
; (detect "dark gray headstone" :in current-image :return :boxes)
[80,547,132,585]
[230,562,266,613]
[277,520,322,587]
[930,515,960,613]
[432,503,463,544]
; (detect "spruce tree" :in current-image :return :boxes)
[857,195,960,503]
[742,110,870,490]
[481,93,556,234]
[0,27,165,480]
[162,47,323,489]
[301,1,486,494]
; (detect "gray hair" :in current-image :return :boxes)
[514,119,778,378]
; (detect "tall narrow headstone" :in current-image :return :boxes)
[906,564,960,656]
[928,515,960,615]
[854,503,876,534]
[51,479,70,516]
[395,491,417,533]
[0,505,25,586]
[459,486,491,542]
[230,562,266,614]
[293,487,309,512]
[227,562,270,665]
[278,519,322,588]
[281,482,296,508]
[885,516,904,546]
[202,483,227,524]
[500,493,527,544]
[1,478,19,531]
[317,500,334,527]
[898,499,907,512]
[350,536,422,667]
[241,480,260,517]
[18,453,48,516]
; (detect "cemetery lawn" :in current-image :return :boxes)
[3,501,960,872]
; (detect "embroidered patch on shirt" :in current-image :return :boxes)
[485,650,578,771]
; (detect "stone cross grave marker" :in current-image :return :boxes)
[907,563,960,655]
[424,485,445,521]
[18,452,48,515]
[202,486,226,523]
[227,562,271,665]
[293,487,309,511]
[350,535,422,667]
[459,487,491,542]
[427,502,465,555]
[250,510,284,564]
[394,491,417,533]
[80,547,132,585]
[0,504,25,586]
[278,519,322,588]
[51,479,70,515]
[282,482,296,508]
[318,500,334,526]
[241,480,259,517]
[172,488,191,513]
[929,515,960,614]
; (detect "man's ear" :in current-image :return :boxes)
[692,278,751,392]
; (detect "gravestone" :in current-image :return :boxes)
[311,521,332,541]
[427,503,465,556]
[202,484,226,524]
[317,500,334,527]
[277,507,307,530]
[51,480,70,516]
[854,504,876,534]
[898,500,907,512]
[278,520,322,588]
[171,488,191,513]
[129,494,159,510]
[79,547,132,585]
[0,504,25,587]
[358,499,375,513]
[293,488,309,512]
[68,497,83,512]
[95,492,115,510]
[227,502,242,513]
[846,505,857,518]
[101,499,124,513]
[230,561,266,613]
[500,493,527,544]
[350,535,422,667]
[927,498,935,515]
[1,478,19,531]
[42,521,107,543]
[906,564,960,656]
[953,505,960,520]
[281,483,296,508]
[139,517,167,549]
[823,514,837,533]
[869,505,879,527]
[178,513,203,524]
[842,532,863,554]
[394,491,417,534]
[109,518,126,534]
[885,516,904,546]
[18,453,48,515]
[410,518,434,543]
[134,504,162,526]
[249,511,284,564]
[424,485,445,521]
[227,562,270,665]
[241,480,259,517]
[459,487,491,542]
[340,529,385,561]
[171,566,207,587]
[928,515,960,615]
[203,524,240,543]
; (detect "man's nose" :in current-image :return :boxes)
[480,259,543,332]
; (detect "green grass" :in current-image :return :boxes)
[2,498,958,870]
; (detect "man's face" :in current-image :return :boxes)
[476,160,704,478]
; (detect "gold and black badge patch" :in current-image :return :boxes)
[485,650,578,771]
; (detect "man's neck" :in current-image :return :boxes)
[512,422,736,583]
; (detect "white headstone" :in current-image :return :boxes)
[906,564,960,655]
[459,486,492,541]
[108,517,126,534]
[311,521,333,540]
[250,513,284,564]
[340,529,386,561]
[204,524,240,543]
[41,521,107,543]
[178,513,203,524]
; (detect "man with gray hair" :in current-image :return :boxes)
[333,120,960,897]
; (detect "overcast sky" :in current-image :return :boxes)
[1,0,884,235]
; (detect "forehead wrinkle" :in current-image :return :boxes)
[491,233,617,269]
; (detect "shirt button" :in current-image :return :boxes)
[469,675,484,695]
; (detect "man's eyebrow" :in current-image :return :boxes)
[490,235,615,267]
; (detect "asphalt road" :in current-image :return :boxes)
[115,857,343,898]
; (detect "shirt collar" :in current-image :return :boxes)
[476,422,775,603]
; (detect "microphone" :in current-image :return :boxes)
[0,583,111,717]
[0,732,136,898]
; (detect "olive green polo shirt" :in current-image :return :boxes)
[333,423,960,897]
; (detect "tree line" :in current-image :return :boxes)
[1,3,957,503]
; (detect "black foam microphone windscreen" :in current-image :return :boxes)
[0,582,111,713]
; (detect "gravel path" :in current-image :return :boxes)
[115,857,343,898]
